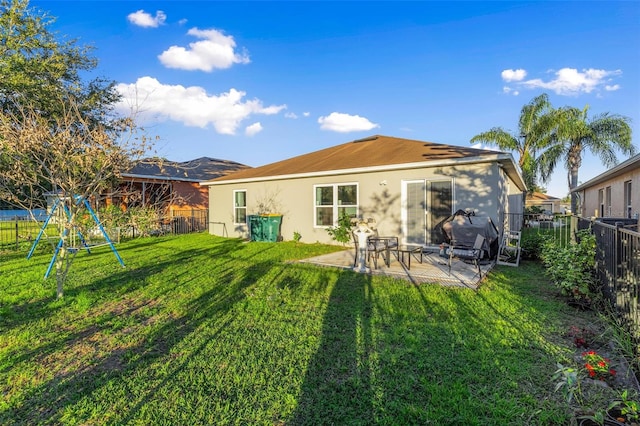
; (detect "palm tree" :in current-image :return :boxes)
[470,93,556,191]
[537,105,635,214]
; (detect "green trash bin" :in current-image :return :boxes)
[248,214,282,242]
[248,215,263,241]
[262,215,282,242]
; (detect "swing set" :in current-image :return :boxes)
[27,195,125,279]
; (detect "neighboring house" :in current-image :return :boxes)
[572,153,640,219]
[104,157,249,214]
[201,135,527,245]
[525,192,564,214]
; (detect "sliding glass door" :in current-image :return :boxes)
[403,180,452,245]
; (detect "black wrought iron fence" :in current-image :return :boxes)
[0,216,45,252]
[1,208,209,255]
[168,209,208,234]
[590,220,640,343]
[503,212,640,345]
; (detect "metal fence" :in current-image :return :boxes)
[502,212,640,344]
[166,209,208,234]
[0,216,45,252]
[588,219,640,343]
[503,212,576,247]
[0,208,209,255]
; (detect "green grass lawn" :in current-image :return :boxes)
[0,233,597,425]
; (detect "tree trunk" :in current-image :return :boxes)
[569,167,580,215]
[55,246,66,299]
[568,144,582,216]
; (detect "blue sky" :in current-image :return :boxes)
[31,1,640,198]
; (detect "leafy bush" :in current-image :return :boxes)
[520,232,546,260]
[71,205,128,242]
[96,205,128,228]
[541,230,596,304]
[525,205,545,214]
[326,213,354,244]
[127,206,163,236]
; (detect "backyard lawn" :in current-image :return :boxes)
[0,232,602,424]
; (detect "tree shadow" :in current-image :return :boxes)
[289,271,377,425]
[0,236,266,424]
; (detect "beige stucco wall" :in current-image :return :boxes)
[207,162,512,245]
[579,168,640,219]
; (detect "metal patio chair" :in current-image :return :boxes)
[351,230,398,269]
[447,233,485,278]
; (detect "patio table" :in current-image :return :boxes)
[395,245,423,270]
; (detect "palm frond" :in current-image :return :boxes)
[469,128,518,151]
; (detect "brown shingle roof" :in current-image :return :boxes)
[125,157,249,182]
[527,192,561,202]
[210,135,501,182]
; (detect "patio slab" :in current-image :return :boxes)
[299,248,493,289]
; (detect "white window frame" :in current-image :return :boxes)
[233,189,247,224]
[313,183,359,228]
[598,188,604,217]
[624,180,632,218]
[605,186,612,217]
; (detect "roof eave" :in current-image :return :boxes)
[121,173,201,183]
[202,153,526,190]
[571,154,640,193]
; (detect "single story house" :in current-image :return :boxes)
[202,135,526,246]
[103,157,249,214]
[572,153,640,220]
[525,192,564,214]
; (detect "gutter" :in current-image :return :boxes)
[571,154,640,192]
[201,153,526,191]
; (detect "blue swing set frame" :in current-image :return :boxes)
[27,195,125,278]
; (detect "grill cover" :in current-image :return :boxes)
[442,211,499,259]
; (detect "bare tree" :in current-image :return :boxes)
[0,97,151,297]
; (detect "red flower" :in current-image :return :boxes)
[581,351,615,382]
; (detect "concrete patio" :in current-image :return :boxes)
[299,247,494,289]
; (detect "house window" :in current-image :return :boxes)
[598,189,604,217]
[605,186,612,217]
[234,190,247,224]
[624,180,632,218]
[314,183,358,226]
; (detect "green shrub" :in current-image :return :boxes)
[540,230,596,304]
[127,206,162,236]
[520,232,546,260]
[525,205,545,214]
[326,213,354,244]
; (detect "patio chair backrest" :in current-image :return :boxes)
[473,234,485,251]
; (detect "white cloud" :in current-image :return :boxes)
[518,68,622,95]
[158,27,250,72]
[303,112,310,117]
[605,84,620,91]
[502,86,520,96]
[115,76,285,135]
[245,122,263,136]
[284,112,298,119]
[501,69,527,82]
[127,10,166,28]
[317,112,379,133]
